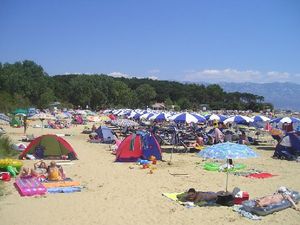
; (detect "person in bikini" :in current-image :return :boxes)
[47,161,65,181]
[255,187,300,211]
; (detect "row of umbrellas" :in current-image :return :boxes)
[129,112,265,124]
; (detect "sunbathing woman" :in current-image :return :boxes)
[255,187,300,211]
[47,161,64,181]
[34,160,47,172]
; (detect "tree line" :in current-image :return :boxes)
[0,60,273,112]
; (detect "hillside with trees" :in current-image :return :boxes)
[0,60,272,112]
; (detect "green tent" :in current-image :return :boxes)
[19,134,78,159]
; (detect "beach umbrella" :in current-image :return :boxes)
[169,112,198,123]
[29,113,56,131]
[190,113,206,123]
[13,109,28,115]
[127,111,140,119]
[140,112,155,120]
[223,115,254,125]
[30,113,56,121]
[56,112,71,119]
[103,109,112,114]
[0,113,11,123]
[270,117,300,124]
[205,114,227,122]
[252,115,270,122]
[133,113,142,120]
[149,113,170,122]
[111,119,139,127]
[198,142,258,192]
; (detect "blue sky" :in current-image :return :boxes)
[0,0,300,83]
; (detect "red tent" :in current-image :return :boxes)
[19,134,78,159]
[116,133,162,162]
[116,134,142,162]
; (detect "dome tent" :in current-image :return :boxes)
[19,134,78,160]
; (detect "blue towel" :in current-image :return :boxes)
[47,186,81,193]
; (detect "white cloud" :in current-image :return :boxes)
[64,72,92,75]
[183,68,295,83]
[108,72,159,81]
[108,72,130,78]
[148,76,158,80]
[147,69,160,74]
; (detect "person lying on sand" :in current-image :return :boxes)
[255,187,300,211]
[184,188,219,202]
[179,187,240,204]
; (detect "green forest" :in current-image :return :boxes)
[0,60,273,112]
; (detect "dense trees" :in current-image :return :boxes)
[0,60,273,112]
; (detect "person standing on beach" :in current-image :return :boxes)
[23,116,28,135]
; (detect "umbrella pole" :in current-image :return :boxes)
[226,159,229,193]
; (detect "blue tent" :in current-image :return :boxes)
[95,126,115,143]
[139,132,162,160]
[273,132,300,160]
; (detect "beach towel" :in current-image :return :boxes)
[43,181,80,188]
[233,205,262,220]
[47,186,81,193]
[246,173,277,179]
[162,192,219,207]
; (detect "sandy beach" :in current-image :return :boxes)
[1,123,300,225]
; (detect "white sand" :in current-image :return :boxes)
[1,123,300,225]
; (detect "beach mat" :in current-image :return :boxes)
[246,173,277,179]
[163,193,185,205]
[43,181,80,188]
[47,186,81,193]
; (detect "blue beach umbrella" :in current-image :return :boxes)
[149,113,170,122]
[140,112,155,120]
[270,117,300,124]
[205,114,227,122]
[252,115,270,122]
[198,142,258,191]
[169,112,198,123]
[0,113,11,123]
[223,115,254,125]
[190,113,206,123]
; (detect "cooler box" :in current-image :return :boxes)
[234,191,249,204]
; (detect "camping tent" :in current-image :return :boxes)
[19,134,78,159]
[273,132,300,160]
[95,126,115,143]
[116,132,162,162]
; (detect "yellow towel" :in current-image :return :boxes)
[162,192,184,204]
